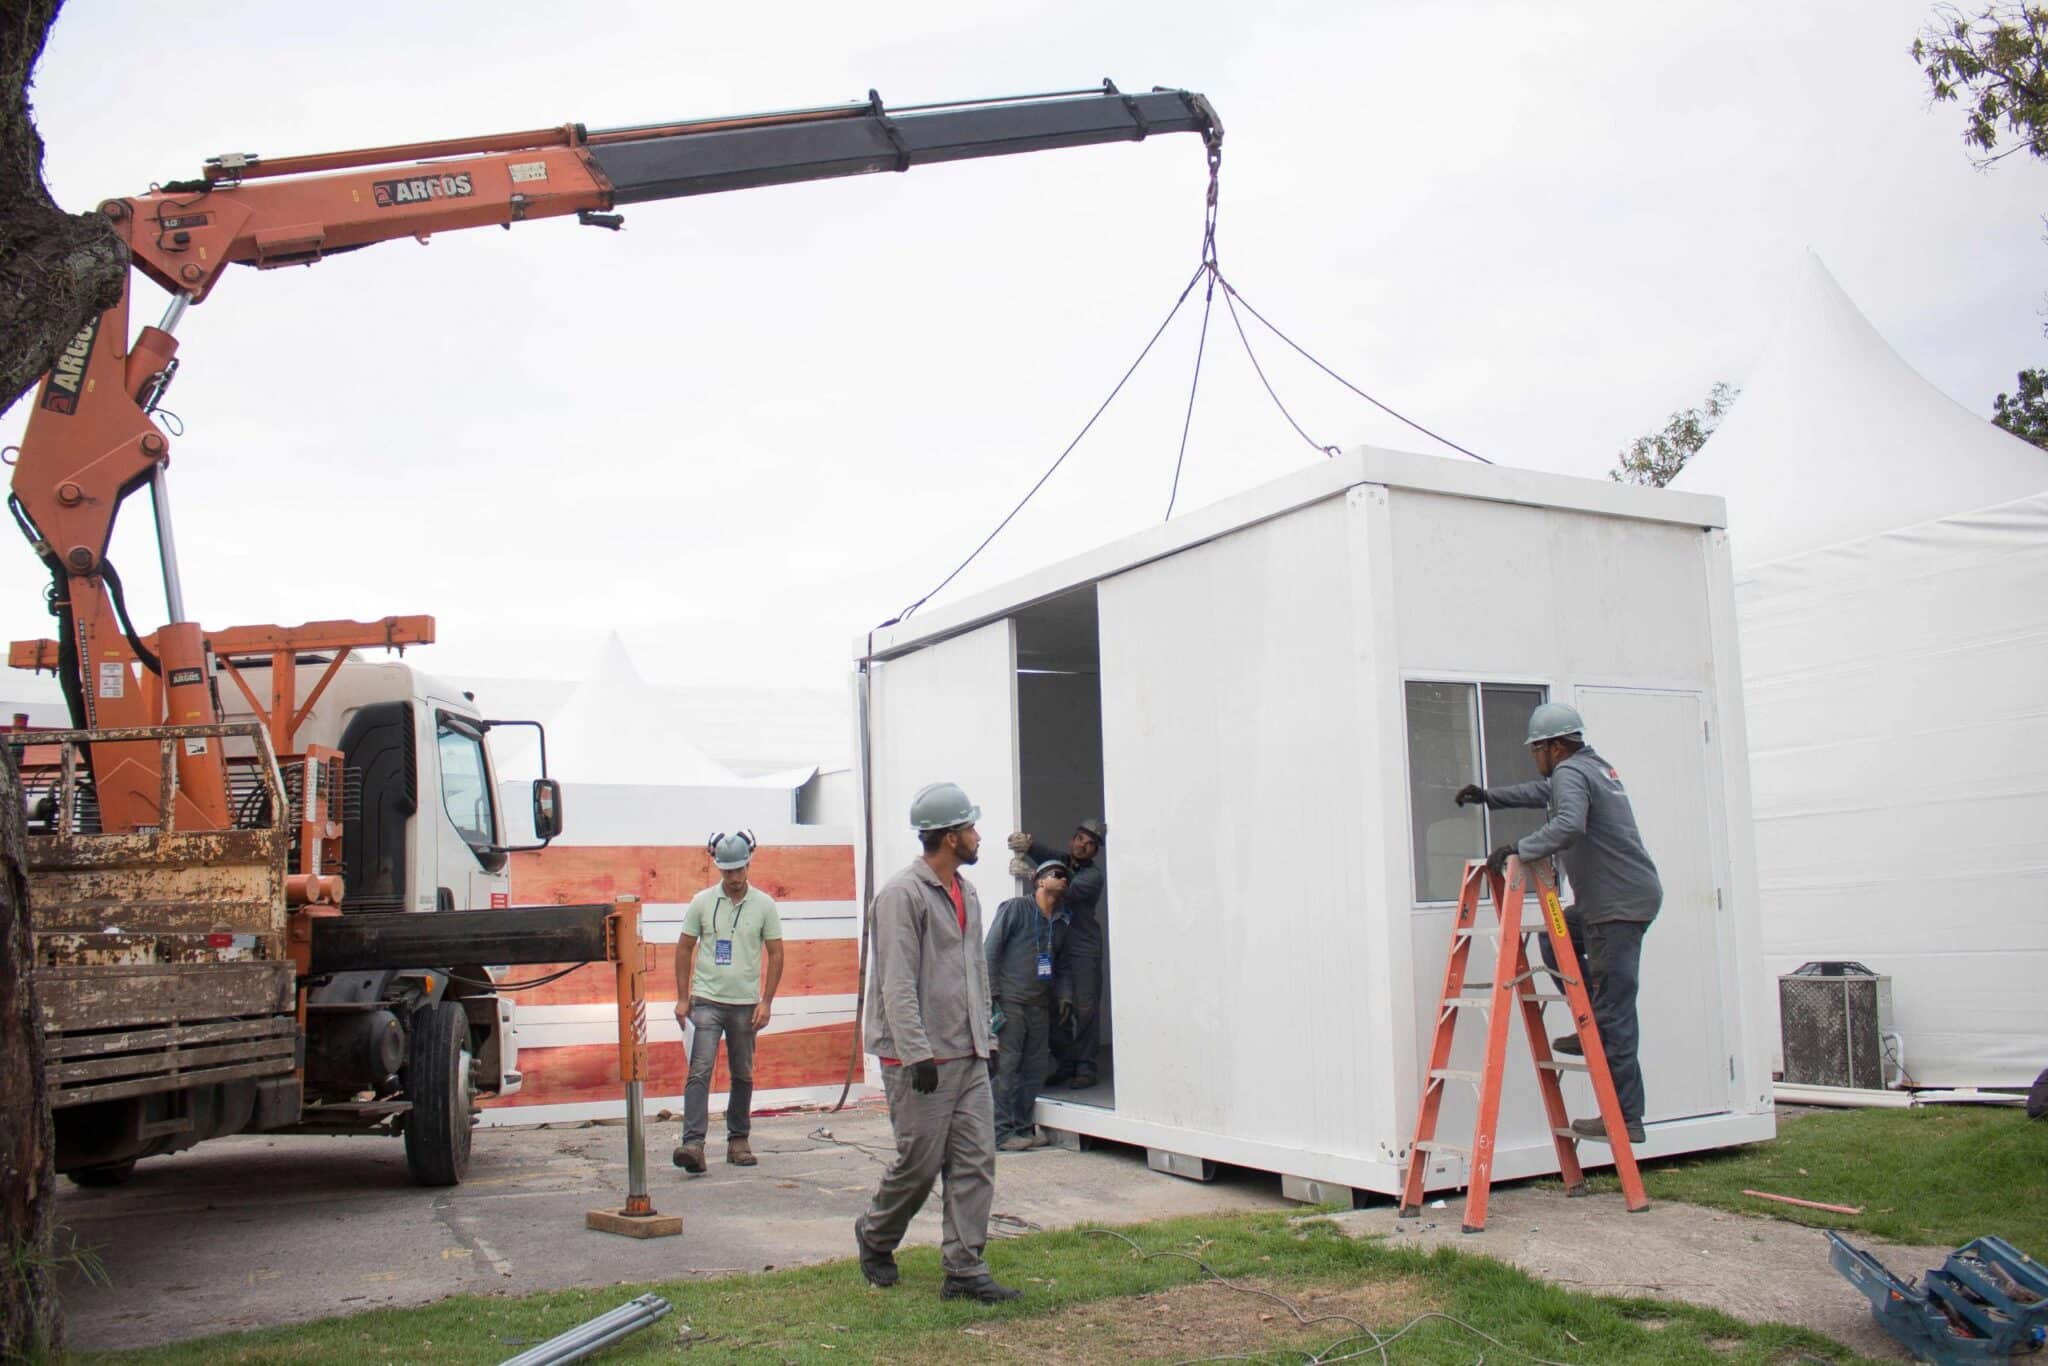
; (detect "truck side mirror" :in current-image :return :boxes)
[531,778,563,842]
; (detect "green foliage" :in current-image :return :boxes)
[1993,366,2048,447]
[1912,4,2048,167]
[1582,1106,2048,1255]
[1608,381,1739,487]
[84,1210,1853,1364]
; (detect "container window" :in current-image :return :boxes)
[1406,682,1482,902]
[1405,680,1550,902]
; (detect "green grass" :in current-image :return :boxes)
[1585,1107,2048,1254]
[83,1211,1859,1365]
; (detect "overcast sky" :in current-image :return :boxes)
[4,0,2043,700]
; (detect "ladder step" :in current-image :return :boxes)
[1538,1058,1589,1073]
[1429,1067,1482,1084]
[1444,995,1494,1008]
[1414,1140,1471,1157]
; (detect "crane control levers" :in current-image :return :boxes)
[9,82,1222,835]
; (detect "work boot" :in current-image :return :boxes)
[1030,1129,1058,1149]
[941,1273,1023,1303]
[997,1134,1036,1152]
[674,1140,706,1174]
[1552,1034,1584,1056]
[1067,1071,1097,1090]
[855,1215,899,1288]
[727,1136,758,1166]
[1570,1116,1646,1145]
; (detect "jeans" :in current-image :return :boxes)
[991,995,1052,1141]
[681,998,756,1144]
[1540,910,1648,1124]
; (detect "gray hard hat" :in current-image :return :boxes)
[909,781,981,831]
[709,830,756,870]
[1526,702,1585,745]
[1034,858,1072,881]
[1075,817,1107,845]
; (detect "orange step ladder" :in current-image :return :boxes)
[1397,856,1649,1233]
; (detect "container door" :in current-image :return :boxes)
[867,620,1020,920]
[1573,686,1731,1120]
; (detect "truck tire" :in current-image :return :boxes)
[404,1000,475,1186]
[66,1159,136,1187]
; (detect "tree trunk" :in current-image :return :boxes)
[0,743,56,1357]
[2,0,103,1352]
[1,0,127,419]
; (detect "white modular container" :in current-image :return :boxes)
[856,447,1775,1198]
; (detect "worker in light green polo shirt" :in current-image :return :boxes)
[671,830,784,1174]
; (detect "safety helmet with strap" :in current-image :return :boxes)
[707,830,756,870]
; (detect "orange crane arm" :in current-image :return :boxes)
[7,82,1219,830]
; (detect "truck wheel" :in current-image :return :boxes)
[403,1000,475,1186]
[66,1159,136,1187]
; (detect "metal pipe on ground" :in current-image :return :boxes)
[498,1293,672,1366]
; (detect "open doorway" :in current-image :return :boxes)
[1012,586,1113,1111]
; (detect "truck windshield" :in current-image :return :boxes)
[437,719,498,849]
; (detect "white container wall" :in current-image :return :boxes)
[857,448,1775,1197]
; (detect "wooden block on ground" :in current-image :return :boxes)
[586,1207,683,1238]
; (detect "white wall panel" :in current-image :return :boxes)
[865,619,1019,923]
[1098,494,1385,1156]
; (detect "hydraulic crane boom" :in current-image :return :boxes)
[8,82,1220,835]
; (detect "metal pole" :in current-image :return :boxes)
[612,895,653,1217]
[624,1078,647,1207]
[149,294,193,624]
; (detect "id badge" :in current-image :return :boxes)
[1036,950,1054,980]
[714,938,734,966]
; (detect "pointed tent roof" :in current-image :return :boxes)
[540,634,741,786]
[1669,253,2048,568]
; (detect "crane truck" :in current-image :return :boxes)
[7,83,1222,1186]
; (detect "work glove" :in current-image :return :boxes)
[1008,853,1035,879]
[910,1059,939,1094]
[1454,784,1487,808]
[1006,831,1032,854]
[1487,844,1518,876]
[1057,999,1076,1030]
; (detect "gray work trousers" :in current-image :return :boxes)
[1052,954,1103,1081]
[858,1057,995,1278]
[991,995,1051,1142]
[1539,911,1649,1125]
[681,999,756,1144]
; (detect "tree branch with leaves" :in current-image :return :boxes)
[1912,3,2048,167]
[1609,382,1740,487]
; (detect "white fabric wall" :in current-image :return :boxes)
[1740,490,2048,1086]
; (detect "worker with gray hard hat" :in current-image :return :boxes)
[855,782,1019,1304]
[672,830,784,1173]
[1008,817,1107,1089]
[984,858,1072,1151]
[1455,702,1662,1146]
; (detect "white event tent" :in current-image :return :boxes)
[1670,254,2048,1087]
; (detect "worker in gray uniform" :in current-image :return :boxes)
[854,781,1020,1305]
[1009,818,1107,1088]
[1456,702,1661,1145]
[985,858,1070,1150]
